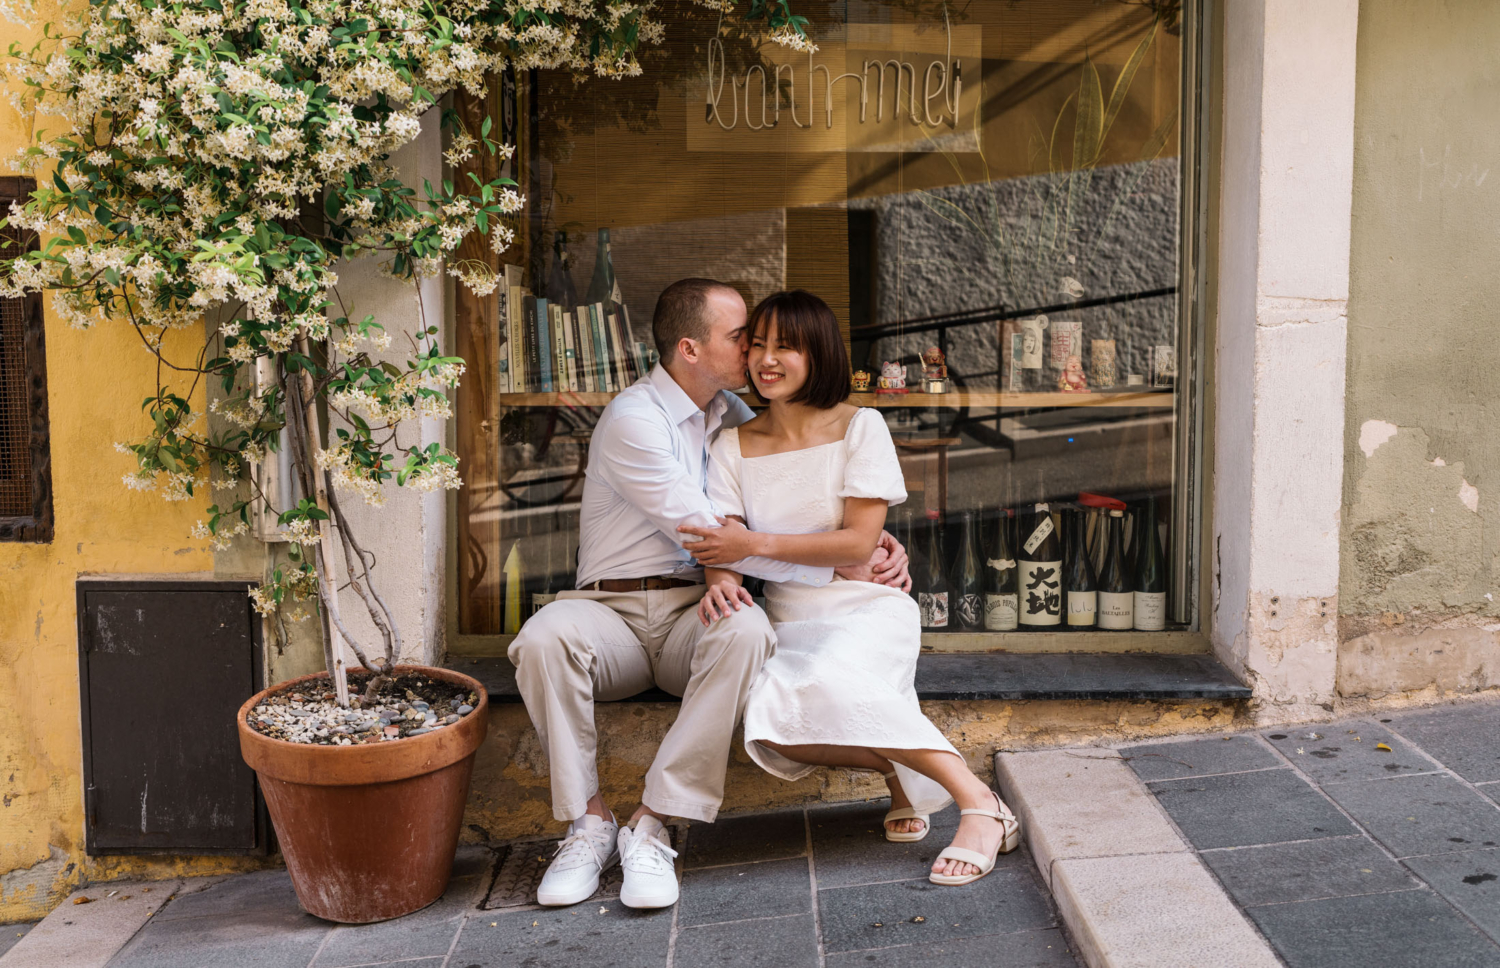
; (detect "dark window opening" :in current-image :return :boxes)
[0,175,50,543]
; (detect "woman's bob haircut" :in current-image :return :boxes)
[747,289,851,410]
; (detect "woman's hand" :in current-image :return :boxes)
[678,515,763,566]
[698,578,755,626]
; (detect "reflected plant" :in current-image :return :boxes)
[916,13,1176,306]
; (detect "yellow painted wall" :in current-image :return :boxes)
[0,17,275,924]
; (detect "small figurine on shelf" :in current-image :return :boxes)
[1057,354,1090,393]
[920,346,949,393]
[876,360,908,394]
[851,369,872,392]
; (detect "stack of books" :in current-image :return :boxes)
[497,267,657,394]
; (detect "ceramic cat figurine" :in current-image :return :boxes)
[876,360,908,393]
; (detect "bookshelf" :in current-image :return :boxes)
[496,389,1175,410]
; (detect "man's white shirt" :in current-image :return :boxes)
[574,364,834,589]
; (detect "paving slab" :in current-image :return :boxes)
[449,902,672,968]
[683,808,807,869]
[107,905,330,968]
[1120,735,1281,782]
[1402,847,1500,940]
[1146,768,1354,849]
[677,857,811,927]
[1050,853,1281,968]
[0,880,182,968]
[1247,888,1500,968]
[1390,703,1500,783]
[0,924,34,959]
[312,846,493,967]
[1198,835,1419,907]
[824,926,1079,967]
[147,869,300,924]
[995,750,1185,887]
[673,913,820,968]
[1320,772,1500,858]
[817,871,1056,954]
[1262,720,1434,784]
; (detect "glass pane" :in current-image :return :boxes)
[458,0,1191,637]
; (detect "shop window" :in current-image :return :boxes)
[453,0,1205,643]
[0,176,51,544]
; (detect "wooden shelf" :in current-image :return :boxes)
[498,390,1174,410]
[850,391,1173,409]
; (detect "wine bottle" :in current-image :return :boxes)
[1097,508,1134,630]
[984,509,1019,631]
[1134,494,1168,631]
[1063,508,1097,629]
[1017,503,1062,629]
[584,227,623,310]
[953,510,984,631]
[917,509,950,630]
[546,230,580,309]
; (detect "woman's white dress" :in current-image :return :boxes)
[707,407,958,815]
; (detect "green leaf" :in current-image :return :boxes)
[1072,56,1103,170]
[1101,18,1158,146]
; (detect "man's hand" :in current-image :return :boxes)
[834,530,911,592]
[698,577,755,626]
[678,516,762,566]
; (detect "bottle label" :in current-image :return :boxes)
[1097,592,1134,630]
[918,591,949,628]
[984,593,1019,630]
[1018,559,1062,626]
[955,593,982,629]
[1023,517,1054,555]
[1066,590,1097,626]
[1134,591,1167,631]
[987,558,1016,571]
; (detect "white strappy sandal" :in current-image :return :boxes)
[881,771,930,843]
[928,790,1021,886]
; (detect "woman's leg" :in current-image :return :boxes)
[759,742,923,834]
[870,747,1011,878]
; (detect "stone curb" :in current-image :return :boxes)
[0,877,225,968]
[996,749,1281,968]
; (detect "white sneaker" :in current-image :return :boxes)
[536,813,619,906]
[617,816,680,909]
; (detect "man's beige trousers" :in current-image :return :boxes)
[507,584,776,823]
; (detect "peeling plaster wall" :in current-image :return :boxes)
[0,26,446,924]
[1212,0,1356,717]
[462,699,1244,842]
[0,68,272,921]
[1339,0,1500,700]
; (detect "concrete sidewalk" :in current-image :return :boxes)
[1,800,1079,968]
[1000,697,1500,968]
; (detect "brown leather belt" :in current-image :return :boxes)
[584,576,702,593]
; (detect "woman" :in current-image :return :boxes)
[678,290,1020,885]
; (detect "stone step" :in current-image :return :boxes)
[995,748,1281,968]
[449,652,1252,704]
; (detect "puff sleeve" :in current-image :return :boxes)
[838,409,908,506]
[706,426,746,521]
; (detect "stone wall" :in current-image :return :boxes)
[460,696,1242,841]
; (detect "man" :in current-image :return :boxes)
[509,278,910,910]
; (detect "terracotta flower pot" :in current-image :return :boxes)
[237,664,489,924]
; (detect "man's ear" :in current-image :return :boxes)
[676,337,699,364]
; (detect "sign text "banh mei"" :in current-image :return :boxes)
[705,23,965,133]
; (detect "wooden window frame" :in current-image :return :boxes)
[0,175,51,543]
